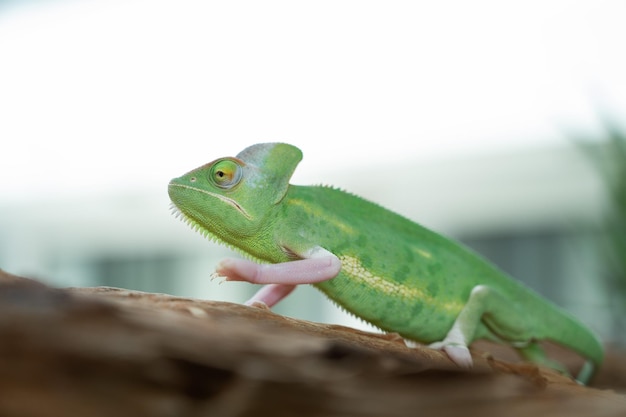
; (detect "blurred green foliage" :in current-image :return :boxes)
[584,122,626,337]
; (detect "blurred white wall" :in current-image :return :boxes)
[1,0,625,201]
[0,0,623,340]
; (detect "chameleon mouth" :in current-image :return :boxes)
[168,182,252,220]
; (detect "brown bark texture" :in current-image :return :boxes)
[0,269,625,417]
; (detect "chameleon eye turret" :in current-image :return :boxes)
[210,159,243,189]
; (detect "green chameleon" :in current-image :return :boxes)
[168,142,603,383]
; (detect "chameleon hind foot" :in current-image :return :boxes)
[429,284,535,370]
[244,283,296,308]
[429,340,473,368]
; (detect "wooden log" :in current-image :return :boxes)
[0,269,624,417]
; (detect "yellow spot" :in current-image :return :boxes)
[340,255,423,299]
[339,255,461,314]
[414,248,432,259]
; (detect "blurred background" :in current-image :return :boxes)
[0,0,624,343]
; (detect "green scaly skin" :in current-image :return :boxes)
[168,142,604,383]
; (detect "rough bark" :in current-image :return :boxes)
[0,269,624,417]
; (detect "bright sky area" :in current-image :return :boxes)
[1,0,625,202]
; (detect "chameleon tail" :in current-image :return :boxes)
[518,342,598,384]
[538,307,604,384]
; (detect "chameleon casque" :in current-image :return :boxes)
[168,142,603,383]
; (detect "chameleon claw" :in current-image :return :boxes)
[209,272,226,285]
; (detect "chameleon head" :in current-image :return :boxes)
[168,143,303,244]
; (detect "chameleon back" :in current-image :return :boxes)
[281,184,603,374]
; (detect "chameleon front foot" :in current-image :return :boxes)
[216,255,341,285]
[216,252,341,308]
[244,283,296,308]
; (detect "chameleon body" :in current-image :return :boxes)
[168,142,603,383]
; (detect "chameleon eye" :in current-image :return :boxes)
[209,159,243,189]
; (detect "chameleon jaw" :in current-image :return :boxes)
[168,183,252,220]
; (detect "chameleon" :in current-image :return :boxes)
[168,142,603,383]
